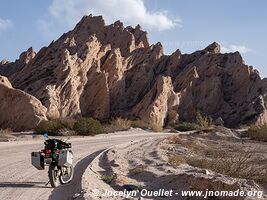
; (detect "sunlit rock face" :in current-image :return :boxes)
[1,15,266,127]
[0,76,47,131]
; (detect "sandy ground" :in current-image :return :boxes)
[0,128,170,200]
[84,129,267,200]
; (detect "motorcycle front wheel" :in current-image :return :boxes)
[48,163,61,188]
[59,165,74,184]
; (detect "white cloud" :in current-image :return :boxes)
[0,18,13,31]
[221,44,251,54]
[38,0,181,37]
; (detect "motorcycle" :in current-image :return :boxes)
[31,134,74,187]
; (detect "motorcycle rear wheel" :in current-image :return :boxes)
[48,163,61,188]
[59,165,74,184]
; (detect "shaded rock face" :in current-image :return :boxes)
[0,76,47,131]
[169,51,265,127]
[1,15,267,128]
[132,76,179,126]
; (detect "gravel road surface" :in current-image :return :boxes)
[0,129,169,200]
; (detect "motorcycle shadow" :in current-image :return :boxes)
[0,181,51,188]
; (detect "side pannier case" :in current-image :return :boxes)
[31,152,44,170]
[58,150,73,167]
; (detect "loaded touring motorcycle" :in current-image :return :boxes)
[31,134,74,187]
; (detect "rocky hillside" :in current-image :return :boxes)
[1,15,267,130]
[0,76,47,130]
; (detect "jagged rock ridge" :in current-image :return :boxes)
[0,15,267,129]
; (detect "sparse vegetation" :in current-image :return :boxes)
[59,118,76,130]
[196,112,212,129]
[247,124,267,142]
[34,116,163,136]
[167,135,182,144]
[110,117,131,131]
[172,112,212,132]
[174,122,200,132]
[131,119,150,129]
[129,119,163,132]
[0,128,14,141]
[0,128,12,134]
[73,117,104,135]
[150,123,163,132]
[129,165,147,176]
[34,119,64,135]
[166,134,267,184]
[101,173,117,183]
[168,154,187,166]
[188,149,267,183]
[35,117,104,136]
[167,135,207,153]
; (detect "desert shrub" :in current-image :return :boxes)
[101,173,117,184]
[0,128,12,134]
[130,119,163,132]
[57,128,77,136]
[175,122,200,132]
[166,133,267,183]
[196,112,212,129]
[131,119,150,129]
[110,117,131,131]
[59,118,76,130]
[167,135,182,144]
[0,128,14,141]
[129,165,147,176]
[167,135,207,153]
[73,117,104,135]
[247,124,267,142]
[35,119,64,135]
[35,118,77,136]
[187,149,267,183]
[150,123,163,132]
[168,154,187,166]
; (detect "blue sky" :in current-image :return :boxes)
[0,0,266,77]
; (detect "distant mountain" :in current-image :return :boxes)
[1,15,267,130]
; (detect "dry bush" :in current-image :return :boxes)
[0,128,12,134]
[34,119,64,135]
[129,165,147,176]
[247,124,267,142]
[167,135,183,144]
[166,134,267,183]
[0,128,13,141]
[131,119,150,129]
[196,112,212,129]
[167,135,207,153]
[35,118,77,135]
[174,122,201,132]
[110,117,131,131]
[168,154,187,166]
[188,149,267,183]
[101,173,117,184]
[150,123,163,132]
[186,140,208,153]
[59,118,76,130]
[131,119,163,132]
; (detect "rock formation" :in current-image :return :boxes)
[0,76,47,131]
[0,47,36,77]
[0,15,267,129]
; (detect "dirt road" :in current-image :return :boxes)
[0,129,169,200]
